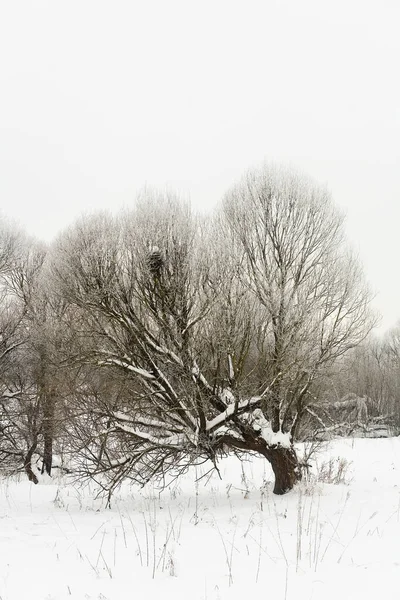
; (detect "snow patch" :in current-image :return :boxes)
[251,409,291,448]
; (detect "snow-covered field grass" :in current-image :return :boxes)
[1,438,399,600]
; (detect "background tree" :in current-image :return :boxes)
[307,331,400,439]
[0,224,40,481]
[0,232,70,482]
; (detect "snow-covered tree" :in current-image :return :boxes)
[222,165,375,438]
[0,225,42,481]
[0,234,70,482]
[50,170,375,495]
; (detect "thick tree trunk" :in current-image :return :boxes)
[219,433,302,495]
[267,445,301,495]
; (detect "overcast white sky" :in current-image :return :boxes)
[0,0,399,331]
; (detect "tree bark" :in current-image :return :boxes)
[24,441,39,484]
[219,434,302,495]
[42,429,53,476]
[41,390,56,476]
[266,445,301,495]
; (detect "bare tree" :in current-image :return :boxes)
[0,224,40,481]
[373,325,400,427]
[0,235,69,481]
[220,164,376,475]
[49,174,375,495]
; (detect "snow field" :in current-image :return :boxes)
[0,437,399,600]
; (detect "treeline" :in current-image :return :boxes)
[0,164,394,496]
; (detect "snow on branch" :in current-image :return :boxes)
[111,411,185,432]
[251,409,291,448]
[114,422,197,449]
[99,356,155,380]
[144,335,184,367]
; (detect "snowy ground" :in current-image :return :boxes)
[1,438,399,600]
